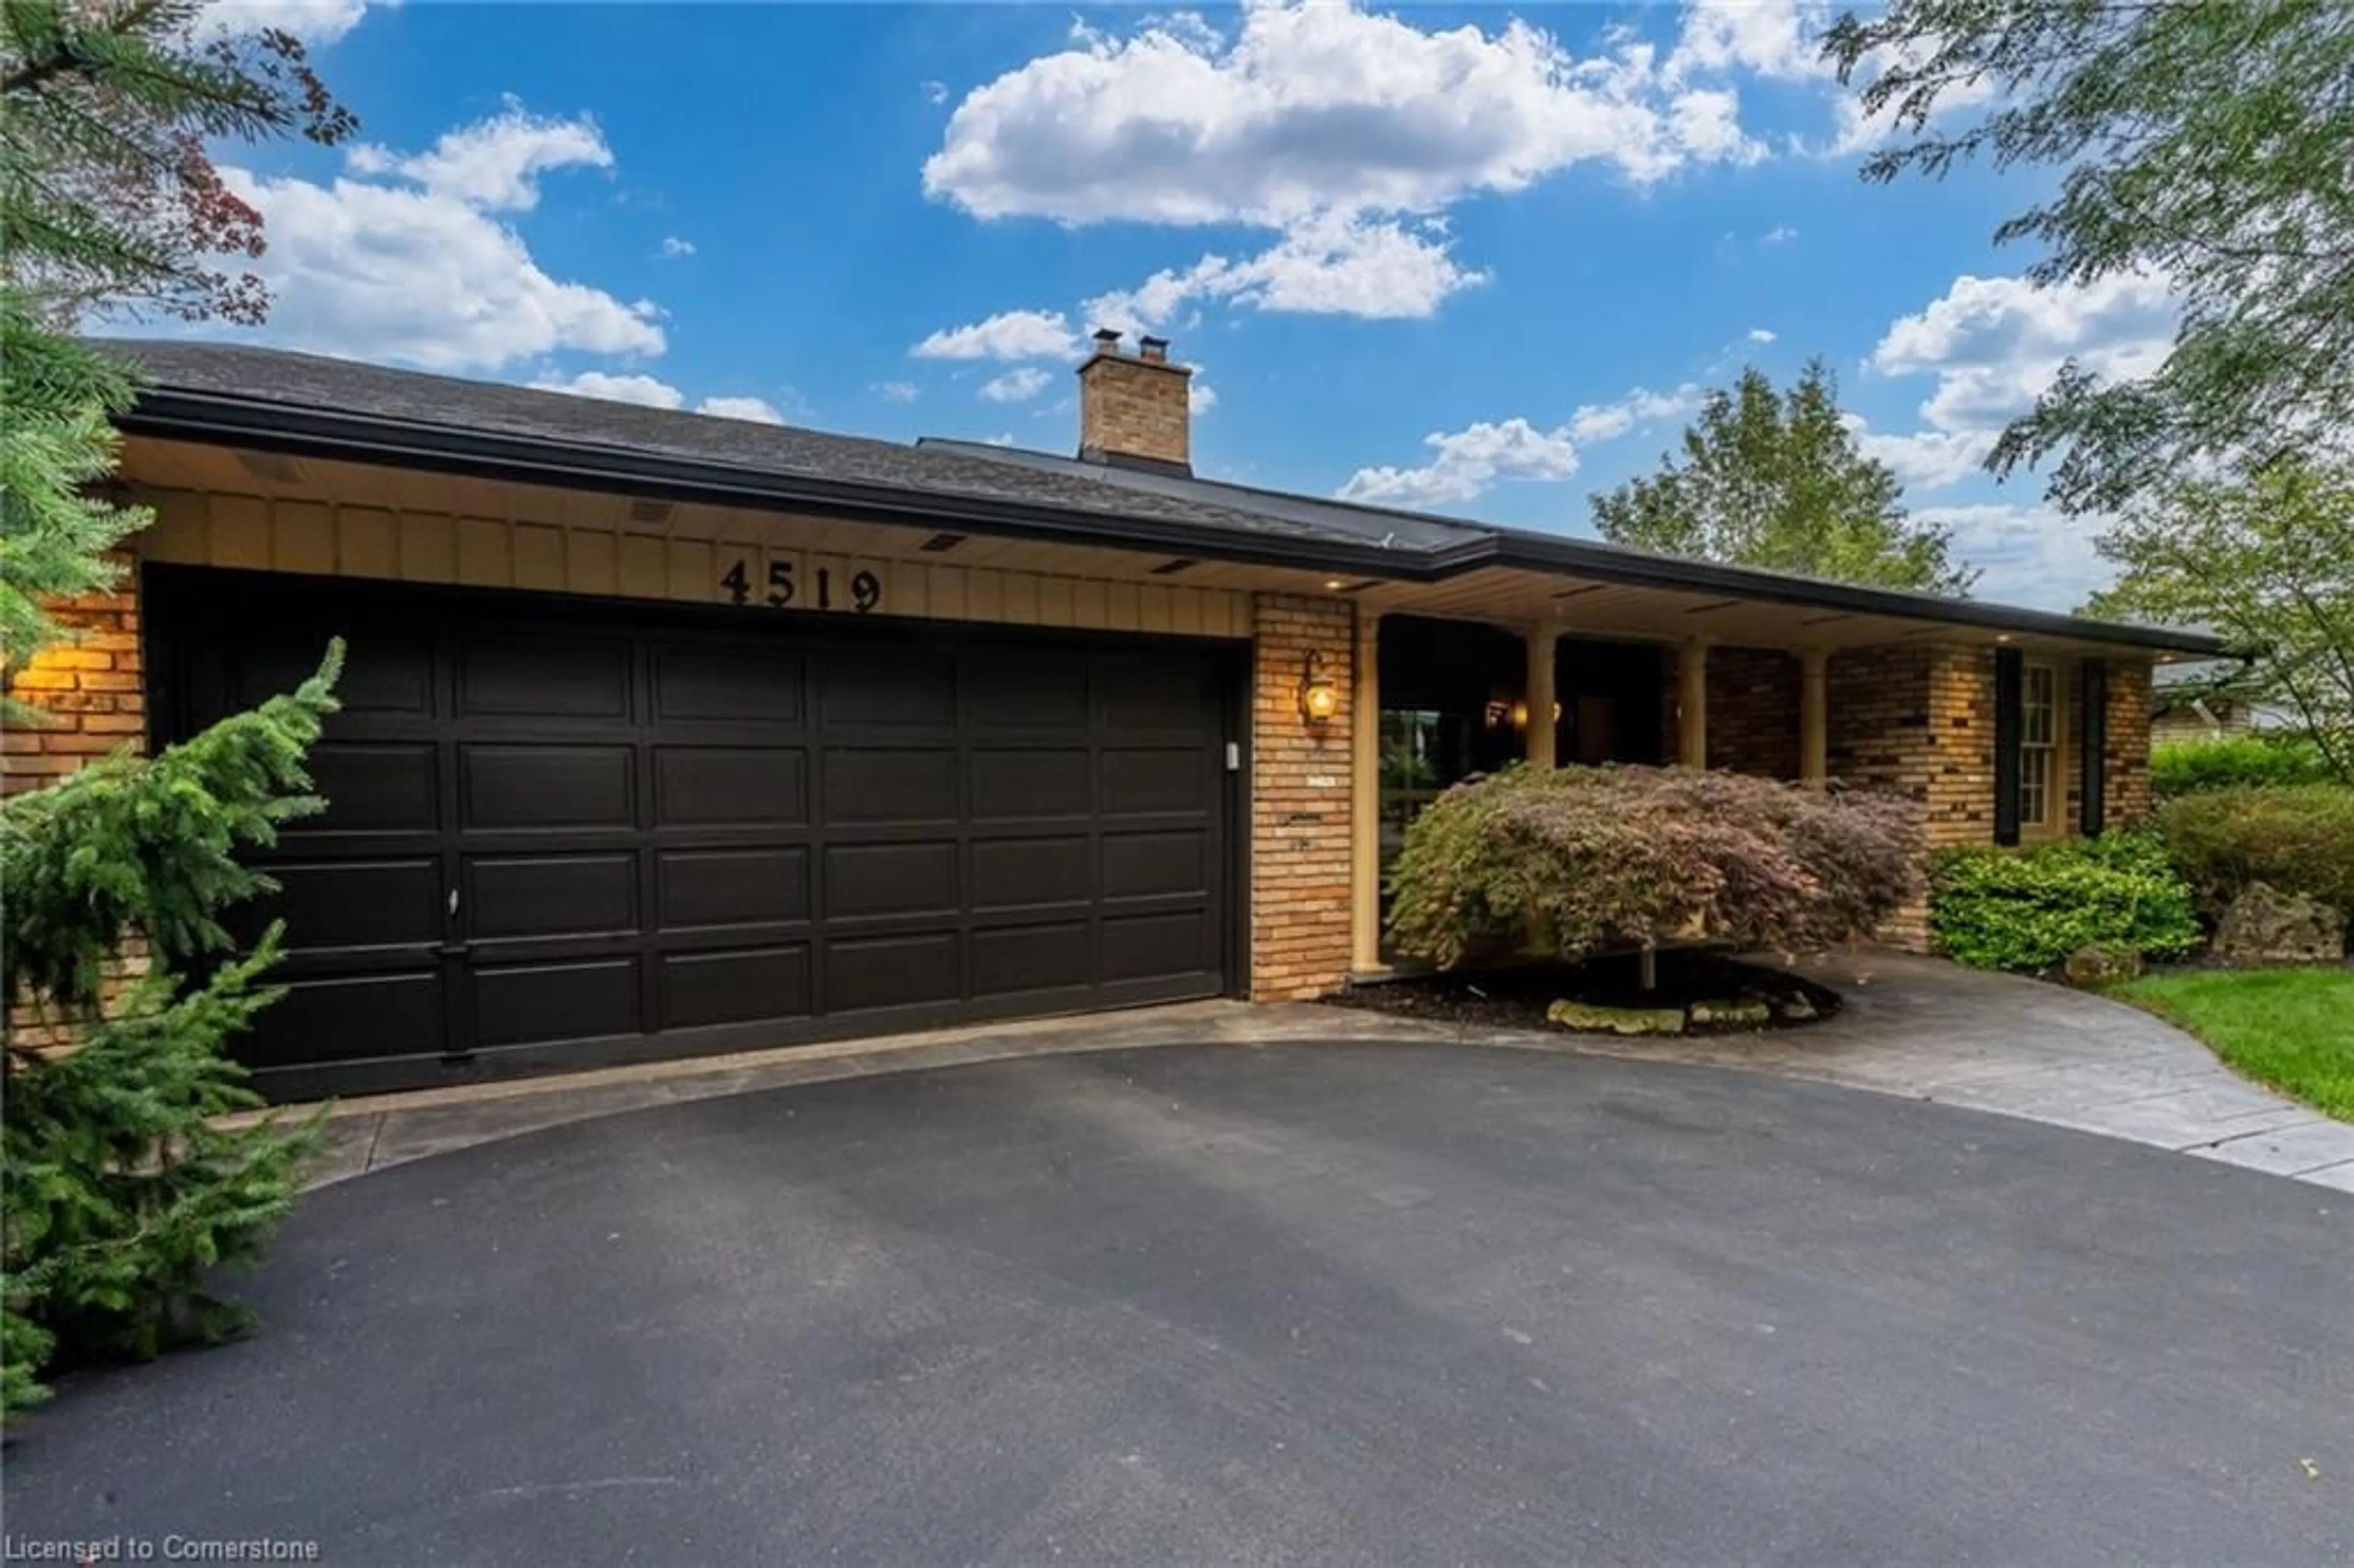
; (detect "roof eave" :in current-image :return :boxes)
[120,384,2231,659]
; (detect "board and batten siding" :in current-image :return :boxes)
[130,487,1255,640]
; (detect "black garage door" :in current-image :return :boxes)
[150,568,1241,1099]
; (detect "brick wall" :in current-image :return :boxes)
[1704,645,1800,780]
[1249,592,1354,1001]
[2105,660,2155,823]
[4,561,149,1046]
[2,563,147,797]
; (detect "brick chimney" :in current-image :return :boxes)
[1077,329,1193,474]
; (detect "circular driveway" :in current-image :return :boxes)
[9,1043,2351,1566]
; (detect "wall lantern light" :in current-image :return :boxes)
[1298,650,1341,723]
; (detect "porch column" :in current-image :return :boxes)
[1525,622,1559,769]
[1800,647,1829,789]
[1677,639,1709,768]
[1349,608,1383,974]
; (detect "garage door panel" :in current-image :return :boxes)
[971,921,1092,999]
[461,744,634,831]
[824,840,959,919]
[654,746,807,827]
[1102,829,1207,900]
[242,972,444,1067]
[1102,748,1211,816]
[966,655,1089,730]
[660,945,810,1029]
[826,932,961,1012]
[653,645,804,725]
[823,747,956,823]
[1103,909,1211,983]
[657,847,809,930]
[1098,657,1213,730]
[257,859,442,956]
[468,853,638,940]
[970,835,1091,911]
[295,742,440,835]
[821,653,955,728]
[969,747,1090,820]
[457,636,630,720]
[472,958,641,1047]
[230,626,433,717]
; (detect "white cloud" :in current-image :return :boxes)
[347,102,611,213]
[223,143,666,373]
[533,371,684,409]
[1845,417,1991,492]
[1338,417,1580,509]
[1861,271,2177,490]
[1667,0,1834,84]
[198,0,368,44]
[1567,384,1699,444]
[979,365,1052,403]
[659,235,696,259]
[1762,223,1799,245]
[912,308,1080,360]
[922,80,950,105]
[1914,503,2111,610]
[697,395,784,424]
[1189,379,1217,416]
[875,381,921,403]
[926,4,1766,230]
[983,432,1016,447]
[1748,327,1777,344]
[1088,213,1485,332]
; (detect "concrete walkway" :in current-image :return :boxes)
[292,950,2354,1193]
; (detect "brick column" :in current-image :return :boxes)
[1250,593,1355,1001]
[2105,660,2154,823]
[2,565,147,797]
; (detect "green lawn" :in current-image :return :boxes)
[2114,967,2354,1122]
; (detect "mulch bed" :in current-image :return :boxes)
[1322,949,1842,1037]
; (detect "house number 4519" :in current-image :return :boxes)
[720,558,882,614]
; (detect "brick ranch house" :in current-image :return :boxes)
[9,335,2223,1100]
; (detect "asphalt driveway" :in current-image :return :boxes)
[9,1042,2350,1567]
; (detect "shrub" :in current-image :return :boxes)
[2151,734,2335,798]
[1929,831,2203,973]
[2155,783,2354,924]
[1385,764,1921,969]
[2,649,340,1415]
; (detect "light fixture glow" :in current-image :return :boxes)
[1297,650,1340,723]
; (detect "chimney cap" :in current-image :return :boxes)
[1091,327,1122,349]
[1137,335,1170,363]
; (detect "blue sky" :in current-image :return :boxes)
[200,1,2179,609]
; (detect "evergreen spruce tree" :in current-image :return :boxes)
[1,0,354,1414]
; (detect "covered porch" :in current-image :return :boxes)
[1334,565,2182,976]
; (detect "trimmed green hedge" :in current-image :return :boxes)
[2152,734,2335,797]
[2154,783,2354,924]
[1930,831,2203,973]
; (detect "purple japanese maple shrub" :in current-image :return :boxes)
[1385,764,1921,969]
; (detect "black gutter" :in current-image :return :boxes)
[121,386,2230,658]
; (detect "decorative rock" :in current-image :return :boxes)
[2062,942,2146,989]
[1777,992,1819,1022]
[1547,999,1686,1035]
[1689,998,1772,1028]
[2214,883,2346,965]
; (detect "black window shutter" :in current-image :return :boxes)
[1993,648,2023,847]
[2080,658,2109,837]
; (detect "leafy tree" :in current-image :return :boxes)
[1826,0,2354,514]
[1,0,354,1414]
[2085,455,2354,783]
[1591,361,1978,595]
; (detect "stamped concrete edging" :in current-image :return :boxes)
[275,950,2354,1195]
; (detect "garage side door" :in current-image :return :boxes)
[151,568,1238,1098]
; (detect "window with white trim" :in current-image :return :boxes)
[2019,661,2059,828]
